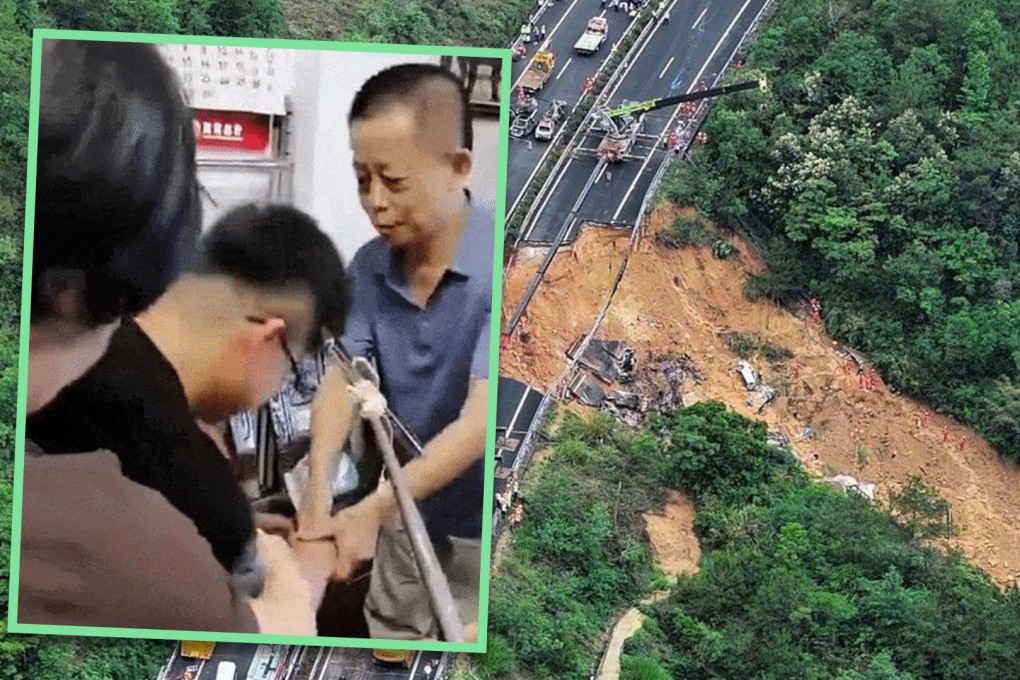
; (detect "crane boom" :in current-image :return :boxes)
[605,75,766,120]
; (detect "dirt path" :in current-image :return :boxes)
[597,492,699,680]
[501,205,1020,588]
[598,608,647,680]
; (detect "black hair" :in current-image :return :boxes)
[348,62,473,151]
[190,204,350,352]
[32,39,201,328]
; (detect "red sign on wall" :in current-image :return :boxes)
[192,109,273,156]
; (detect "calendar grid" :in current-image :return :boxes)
[156,44,291,115]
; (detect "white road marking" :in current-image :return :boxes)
[613,0,756,221]
[692,6,707,29]
[659,56,675,78]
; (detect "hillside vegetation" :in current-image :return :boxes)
[663,0,1020,460]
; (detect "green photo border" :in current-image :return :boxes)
[8,28,510,656]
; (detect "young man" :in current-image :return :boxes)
[19,40,339,634]
[27,203,352,604]
[19,39,262,633]
[296,63,493,642]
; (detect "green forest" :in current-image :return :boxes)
[2,0,1020,678]
[474,404,1020,680]
[663,0,1020,461]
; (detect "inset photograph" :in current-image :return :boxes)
[9,30,509,653]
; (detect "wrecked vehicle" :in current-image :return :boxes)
[737,360,759,390]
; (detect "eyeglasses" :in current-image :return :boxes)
[245,316,315,397]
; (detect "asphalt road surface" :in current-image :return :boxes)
[506,0,633,210]
[165,643,260,680]
[521,0,769,243]
[311,648,444,680]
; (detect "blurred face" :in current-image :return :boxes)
[182,281,315,422]
[350,104,472,250]
[242,313,317,407]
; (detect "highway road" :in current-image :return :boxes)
[310,647,444,680]
[164,642,265,680]
[520,0,770,243]
[506,0,634,210]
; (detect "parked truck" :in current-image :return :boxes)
[373,649,414,668]
[519,49,555,94]
[180,642,215,660]
[575,17,608,55]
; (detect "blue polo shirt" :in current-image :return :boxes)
[340,200,494,543]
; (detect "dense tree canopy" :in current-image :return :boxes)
[476,404,1020,680]
[662,0,1020,460]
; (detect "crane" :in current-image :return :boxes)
[501,72,769,347]
[594,74,767,161]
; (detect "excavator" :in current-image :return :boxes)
[591,73,768,162]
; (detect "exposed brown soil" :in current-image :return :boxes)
[500,204,1020,588]
[643,491,701,581]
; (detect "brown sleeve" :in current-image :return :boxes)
[17,451,259,633]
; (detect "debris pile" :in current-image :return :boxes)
[565,336,704,425]
[766,431,790,449]
[825,474,877,503]
[734,359,778,414]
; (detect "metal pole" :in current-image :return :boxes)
[323,345,464,640]
[330,344,426,456]
[365,413,466,643]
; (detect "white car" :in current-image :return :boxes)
[534,100,568,141]
[215,662,236,680]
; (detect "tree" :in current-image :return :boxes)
[886,476,956,540]
[44,0,182,33]
[891,45,952,114]
[206,0,284,38]
[177,0,213,35]
[811,31,894,104]
[960,49,993,120]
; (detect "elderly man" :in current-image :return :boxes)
[297,63,494,642]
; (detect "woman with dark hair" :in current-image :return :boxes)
[17,39,329,634]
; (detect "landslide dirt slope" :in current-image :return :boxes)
[500,205,1020,588]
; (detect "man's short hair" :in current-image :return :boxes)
[32,40,200,328]
[189,204,351,352]
[348,62,473,151]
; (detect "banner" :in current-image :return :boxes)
[193,109,273,156]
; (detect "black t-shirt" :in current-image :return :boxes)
[26,317,256,576]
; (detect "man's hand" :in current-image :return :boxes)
[247,531,318,635]
[323,492,386,581]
